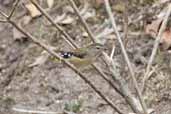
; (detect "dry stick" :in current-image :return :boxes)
[142,4,171,93]
[123,1,128,47]
[92,65,124,96]
[102,52,143,114]
[29,0,124,97]
[104,0,148,114]
[12,107,58,114]
[67,0,144,113]
[8,0,20,19]
[68,0,97,43]
[0,15,125,114]
[0,19,7,22]
[110,45,115,59]
[106,2,142,112]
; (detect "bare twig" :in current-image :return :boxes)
[0,19,7,23]
[68,0,97,43]
[142,65,158,91]
[110,44,115,59]
[103,52,143,114]
[104,0,148,114]
[12,107,58,114]
[0,10,8,18]
[92,64,124,96]
[123,1,128,47]
[8,0,20,19]
[142,4,171,93]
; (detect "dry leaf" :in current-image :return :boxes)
[54,3,94,25]
[80,3,95,20]
[28,46,57,67]
[63,6,74,13]
[47,0,54,8]
[28,51,49,67]
[60,16,74,24]
[12,15,33,41]
[13,27,26,41]
[93,0,104,8]
[82,9,95,20]
[54,13,66,23]
[25,3,41,18]
[113,2,125,13]
[145,6,171,49]
[54,13,74,25]
[21,16,32,25]
[145,18,171,49]
[13,21,26,41]
[160,29,171,49]
[145,18,163,38]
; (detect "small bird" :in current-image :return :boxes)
[56,43,107,68]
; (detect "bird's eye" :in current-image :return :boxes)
[96,47,100,49]
[60,52,73,58]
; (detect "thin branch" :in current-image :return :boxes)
[123,1,129,47]
[103,52,143,114]
[110,44,115,59]
[104,0,148,114]
[68,0,97,43]
[0,10,8,18]
[92,64,124,96]
[0,19,7,23]
[29,0,78,49]
[142,4,171,93]
[142,65,158,92]
[8,0,20,19]
[12,107,58,114]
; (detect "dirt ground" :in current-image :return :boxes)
[0,0,171,114]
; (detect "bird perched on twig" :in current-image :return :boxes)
[55,43,107,68]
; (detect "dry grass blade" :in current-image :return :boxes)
[12,107,58,114]
[8,0,20,19]
[0,19,7,22]
[104,0,148,114]
[142,4,171,93]
[110,44,115,59]
[103,52,144,114]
